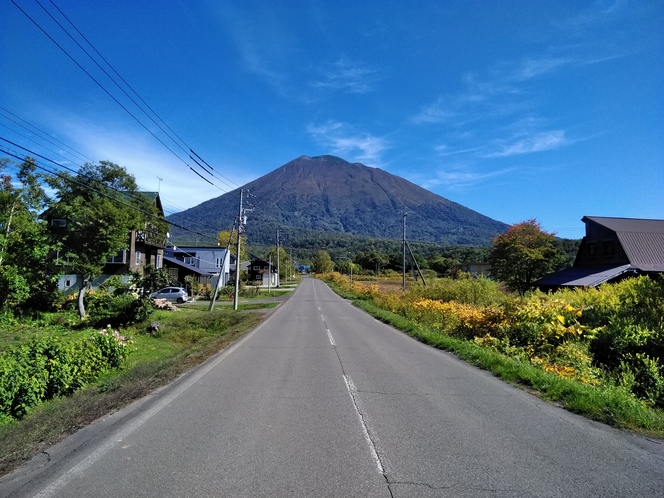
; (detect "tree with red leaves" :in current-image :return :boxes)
[489,219,559,295]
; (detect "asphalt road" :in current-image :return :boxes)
[2,278,663,497]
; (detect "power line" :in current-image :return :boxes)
[0,140,219,243]
[47,0,240,191]
[0,106,94,164]
[0,107,191,215]
[31,0,240,191]
[10,0,230,193]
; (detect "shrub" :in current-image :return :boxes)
[86,292,152,326]
[0,328,133,420]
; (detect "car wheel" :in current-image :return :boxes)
[176,297,184,304]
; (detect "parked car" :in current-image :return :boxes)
[151,287,188,304]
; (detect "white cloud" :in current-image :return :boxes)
[508,57,572,81]
[39,113,250,214]
[422,167,515,189]
[311,58,379,94]
[411,97,459,124]
[434,144,483,157]
[307,120,388,166]
[486,130,569,157]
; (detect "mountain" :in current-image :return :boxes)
[167,155,508,246]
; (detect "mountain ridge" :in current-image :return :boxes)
[168,155,508,246]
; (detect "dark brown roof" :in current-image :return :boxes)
[583,216,664,271]
[534,264,635,288]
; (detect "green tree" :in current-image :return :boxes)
[217,230,248,261]
[312,250,334,273]
[354,249,389,274]
[266,245,289,280]
[0,157,56,312]
[488,219,558,295]
[45,161,154,317]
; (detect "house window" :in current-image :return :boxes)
[256,275,262,280]
[135,250,141,265]
[587,243,596,259]
[65,279,71,287]
[216,257,222,268]
[184,257,196,266]
[107,250,126,264]
[264,266,269,270]
[604,241,614,258]
[253,266,260,270]
[50,219,66,228]
[156,254,162,269]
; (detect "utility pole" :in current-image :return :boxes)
[233,189,244,310]
[268,253,272,295]
[402,211,407,290]
[289,248,293,282]
[276,229,280,288]
[209,223,236,311]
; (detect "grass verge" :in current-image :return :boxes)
[333,284,664,437]
[0,304,274,477]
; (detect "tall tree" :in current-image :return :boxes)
[266,245,289,280]
[45,161,153,317]
[354,249,389,274]
[312,249,334,274]
[488,219,558,295]
[217,230,247,261]
[0,157,55,311]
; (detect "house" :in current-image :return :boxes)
[247,258,278,287]
[163,246,231,290]
[534,216,664,291]
[57,192,167,292]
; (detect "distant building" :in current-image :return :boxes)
[248,258,278,287]
[163,246,231,289]
[534,216,664,291]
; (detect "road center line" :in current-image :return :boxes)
[343,374,384,474]
[327,329,336,346]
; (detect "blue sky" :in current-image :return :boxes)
[1,0,662,240]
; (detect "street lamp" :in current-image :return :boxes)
[337,257,353,286]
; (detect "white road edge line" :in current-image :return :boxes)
[31,319,266,498]
[327,329,336,346]
[342,374,384,474]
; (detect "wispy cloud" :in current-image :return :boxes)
[486,130,569,157]
[434,144,483,157]
[508,57,573,81]
[411,97,459,124]
[311,58,380,94]
[307,120,388,166]
[422,167,515,190]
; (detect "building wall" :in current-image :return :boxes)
[575,223,628,266]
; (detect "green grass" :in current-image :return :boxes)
[0,304,275,476]
[327,281,664,437]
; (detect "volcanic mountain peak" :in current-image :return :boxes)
[168,155,507,246]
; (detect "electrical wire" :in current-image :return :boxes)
[47,0,239,190]
[31,0,240,191]
[10,0,230,193]
[0,141,220,243]
[0,106,94,164]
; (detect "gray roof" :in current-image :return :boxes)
[162,255,215,276]
[583,216,664,271]
[534,264,636,288]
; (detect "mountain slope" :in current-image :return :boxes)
[168,155,507,246]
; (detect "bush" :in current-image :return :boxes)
[0,328,132,420]
[86,292,152,327]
